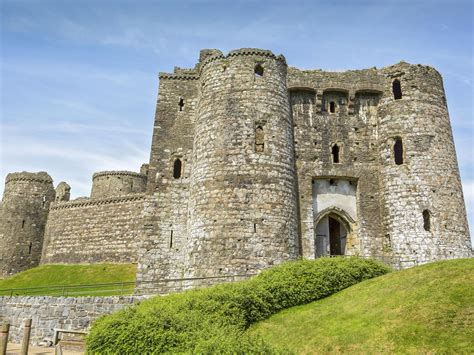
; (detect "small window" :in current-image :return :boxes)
[28,242,32,255]
[170,230,173,248]
[332,144,340,163]
[423,210,431,231]
[255,125,264,153]
[329,179,337,186]
[178,98,184,111]
[394,138,403,165]
[329,101,336,113]
[22,220,25,228]
[173,158,182,179]
[392,79,402,100]
[254,64,264,77]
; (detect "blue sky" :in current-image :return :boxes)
[1,0,473,239]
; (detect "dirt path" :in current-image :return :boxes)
[6,343,84,355]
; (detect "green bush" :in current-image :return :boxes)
[87,257,391,354]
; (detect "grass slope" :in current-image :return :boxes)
[0,264,136,296]
[250,258,474,354]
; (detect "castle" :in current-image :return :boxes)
[1,48,472,292]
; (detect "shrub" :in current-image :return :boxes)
[87,257,391,353]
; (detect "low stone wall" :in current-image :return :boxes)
[0,295,148,345]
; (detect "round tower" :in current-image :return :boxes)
[91,171,147,199]
[0,172,55,277]
[186,48,299,277]
[377,63,471,267]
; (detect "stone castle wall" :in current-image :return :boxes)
[0,48,471,289]
[187,49,299,276]
[377,63,472,266]
[287,67,386,259]
[0,296,148,344]
[136,66,199,289]
[41,194,147,264]
[0,172,55,277]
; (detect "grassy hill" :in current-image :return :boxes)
[250,258,474,354]
[0,263,137,296]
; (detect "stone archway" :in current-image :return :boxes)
[314,207,355,257]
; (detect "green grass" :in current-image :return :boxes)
[250,258,474,354]
[86,257,390,353]
[0,263,137,296]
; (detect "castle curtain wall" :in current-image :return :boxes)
[41,195,147,264]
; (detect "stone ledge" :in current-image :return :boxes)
[92,171,147,179]
[50,194,147,210]
[5,172,53,184]
[158,73,200,80]
[198,48,286,75]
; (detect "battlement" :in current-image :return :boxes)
[50,193,146,210]
[5,171,53,185]
[92,170,147,179]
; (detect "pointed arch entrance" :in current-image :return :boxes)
[314,207,354,257]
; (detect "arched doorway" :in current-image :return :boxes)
[315,212,350,257]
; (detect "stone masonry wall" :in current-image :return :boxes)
[377,63,472,266]
[0,296,148,344]
[136,66,199,291]
[186,49,299,278]
[1,48,471,289]
[91,171,147,199]
[41,195,147,264]
[0,173,56,278]
[287,68,386,259]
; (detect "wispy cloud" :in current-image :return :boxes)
[1,0,472,239]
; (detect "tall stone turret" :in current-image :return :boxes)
[0,172,55,277]
[185,49,299,277]
[377,63,471,266]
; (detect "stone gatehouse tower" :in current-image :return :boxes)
[0,48,471,290]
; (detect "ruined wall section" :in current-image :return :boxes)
[137,67,199,287]
[378,63,472,266]
[91,171,147,199]
[0,172,55,277]
[184,49,299,279]
[287,68,386,259]
[41,195,147,264]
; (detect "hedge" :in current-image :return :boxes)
[87,257,391,353]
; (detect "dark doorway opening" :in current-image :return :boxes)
[329,217,346,255]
